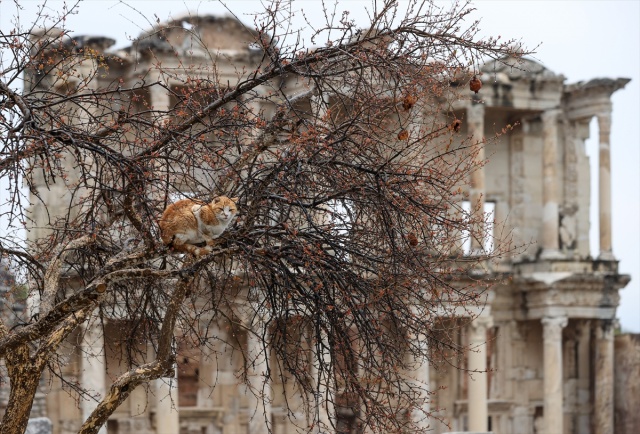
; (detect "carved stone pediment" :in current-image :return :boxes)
[133,15,262,58]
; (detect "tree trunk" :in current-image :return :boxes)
[1,345,43,434]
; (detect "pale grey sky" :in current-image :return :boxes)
[1,0,638,332]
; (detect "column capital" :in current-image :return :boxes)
[597,112,612,140]
[541,108,562,123]
[596,319,615,340]
[470,315,494,332]
[247,301,271,325]
[596,110,612,121]
[542,316,568,342]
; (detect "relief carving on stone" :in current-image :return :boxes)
[509,135,525,250]
[524,284,619,310]
[559,211,577,251]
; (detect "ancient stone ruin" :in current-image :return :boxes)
[4,14,636,434]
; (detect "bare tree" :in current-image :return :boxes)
[0,1,526,433]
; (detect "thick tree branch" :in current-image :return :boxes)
[41,235,93,316]
[34,305,92,368]
[78,270,196,434]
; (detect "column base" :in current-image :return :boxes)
[540,248,564,260]
[597,250,615,261]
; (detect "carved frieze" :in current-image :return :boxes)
[515,272,627,318]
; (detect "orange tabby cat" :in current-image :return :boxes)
[159,196,238,256]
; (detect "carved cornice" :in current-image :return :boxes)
[564,78,630,100]
[469,316,494,338]
[563,77,629,121]
[481,56,564,81]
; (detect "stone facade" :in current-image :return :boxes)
[5,15,635,434]
[614,333,640,434]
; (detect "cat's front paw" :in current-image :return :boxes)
[196,245,213,256]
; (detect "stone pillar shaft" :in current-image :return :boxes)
[540,110,562,259]
[80,317,107,434]
[594,320,614,434]
[467,103,486,253]
[467,316,491,432]
[404,325,431,428]
[542,316,567,434]
[150,80,171,113]
[310,329,334,433]
[597,113,614,259]
[155,369,180,434]
[247,312,271,434]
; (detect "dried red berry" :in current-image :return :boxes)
[402,94,418,111]
[470,75,482,94]
[407,232,419,247]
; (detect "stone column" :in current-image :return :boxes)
[509,130,526,260]
[155,369,180,434]
[542,315,567,434]
[467,316,492,432]
[309,329,334,433]
[197,321,231,408]
[80,317,107,434]
[596,112,614,260]
[493,199,509,266]
[247,309,272,434]
[467,103,486,254]
[197,341,216,408]
[540,109,563,259]
[150,78,172,198]
[594,319,614,434]
[405,330,431,429]
[150,78,172,113]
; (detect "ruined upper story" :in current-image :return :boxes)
[26,16,630,266]
[445,56,629,264]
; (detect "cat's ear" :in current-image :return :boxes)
[212,197,220,203]
[230,197,239,203]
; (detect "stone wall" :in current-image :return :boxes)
[614,333,640,434]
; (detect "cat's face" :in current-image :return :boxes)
[212,196,238,223]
